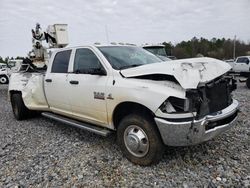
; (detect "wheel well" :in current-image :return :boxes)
[9,90,21,97]
[0,74,8,78]
[113,102,155,129]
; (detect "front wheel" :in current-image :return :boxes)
[0,75,9,84]
[10,93,32,120]
[117,114,164,166]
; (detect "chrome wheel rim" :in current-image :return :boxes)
[124,125,149,157]
[0,77,7,84]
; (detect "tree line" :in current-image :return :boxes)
[163,37,250,60]
[1,37,250,62]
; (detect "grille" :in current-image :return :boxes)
[205,79,231,113]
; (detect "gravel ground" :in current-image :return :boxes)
[0,83,249,188]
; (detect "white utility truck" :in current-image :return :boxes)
[0,63,8,84]
[229,56,250,75]
[0,60,23,84]
[226,56,250,88]
[9,24,239,165]
[0,63,7,69]
[142,44,176,61]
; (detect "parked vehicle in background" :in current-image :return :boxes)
[143,44,166,56]
[142,44,173,61]
[156,55,171,61]
[167,55,177,60]
[0,59,23,84]
[0,63,7,69]
[229,56,250,77]
[225,56,250,89]
[0,63,9,84]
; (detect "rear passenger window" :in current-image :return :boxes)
[51,50,72,73]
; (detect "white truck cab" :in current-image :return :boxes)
[0,60,23,84]
[0,63,7,69]
[230,56,250,76]
[0,63,8,84]
[9,45,239,165]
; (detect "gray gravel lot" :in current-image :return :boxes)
[0,83,249,187]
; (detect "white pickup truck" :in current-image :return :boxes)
[228,56,250,76]
[0,60,23,84]
[0,63,9,84]
[226,56,250,88]
[9,45,239,165]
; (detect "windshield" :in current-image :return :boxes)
[143,47,167,56]
[98,46,162,70]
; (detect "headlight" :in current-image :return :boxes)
[160,96,195,113]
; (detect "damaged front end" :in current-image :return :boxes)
[154,76,239,146]
[187,76,237,119]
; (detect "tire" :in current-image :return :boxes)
[246,77,250,89]
[117,114,164,166]
[0,75,9,84]
[10,93,31,120]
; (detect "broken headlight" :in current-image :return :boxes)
[160,97,190,113]
[160,97,192,113]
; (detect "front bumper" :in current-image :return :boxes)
[155,99,239,146]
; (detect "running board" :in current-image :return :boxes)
[41,112,112,137]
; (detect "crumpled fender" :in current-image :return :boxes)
[9,73,49,110]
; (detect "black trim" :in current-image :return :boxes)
[157,116,194,122]
[205,111,238,131]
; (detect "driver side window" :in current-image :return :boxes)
[74,48,104,74]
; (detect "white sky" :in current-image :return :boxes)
[0,0,249,57]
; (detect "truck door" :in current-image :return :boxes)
[234,57,250,72]
[67,48,108,126]
[44,50,72,115]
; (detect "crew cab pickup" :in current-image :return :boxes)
[0,60,23,84]
[0,63,10,84]
[9,45,239,165]
[229,56,250,77]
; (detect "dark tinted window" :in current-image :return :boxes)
[51,50,71,73]
[236,57,249,64]
[143,46,167,56]
[74,48,103,74]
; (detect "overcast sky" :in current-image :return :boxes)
[0,0,249,57]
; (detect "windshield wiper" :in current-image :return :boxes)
[119,64,143,70]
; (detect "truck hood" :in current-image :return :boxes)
[120,57,231,89]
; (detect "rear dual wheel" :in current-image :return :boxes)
[10,93,32,120]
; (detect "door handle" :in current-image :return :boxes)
[69,80,79,85]
[45,79,52,82]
